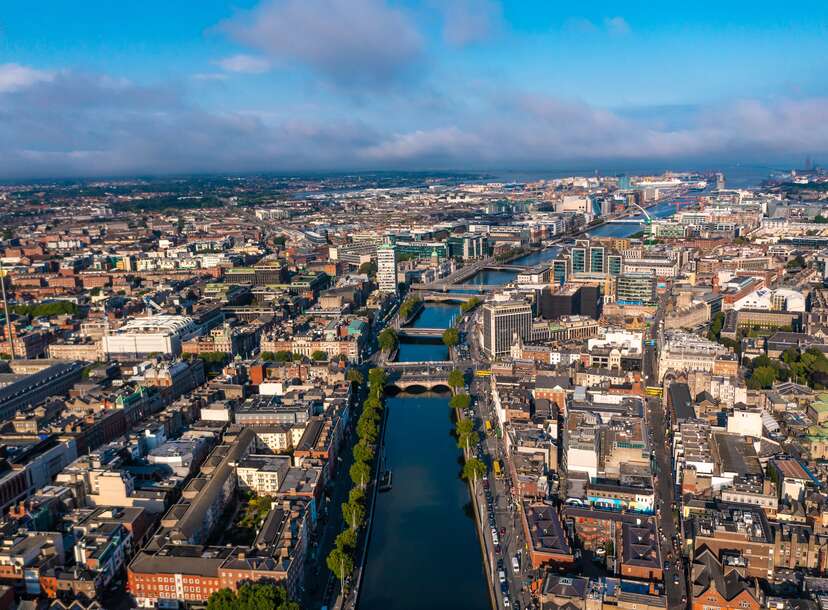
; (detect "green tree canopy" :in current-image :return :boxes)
[359,260,377,276]
[349,486,366,505]
[448,369,465,390]
[356,417,378,443]
[460,297,482,314]
[346,368,364,385]
[273,350,293,362]
[449,393,471,410]
[335,528,357,552]
[353,441,375,464]
[462,458,487,484]
[442,327,460,348]
[378,328,398,352]
[368,367,388,387]
[342,497,366,530]
[206,582,299,610]
[349,461,372,489]
[311,350,328,361]
[326,547,354,583]
[749,365,777,389]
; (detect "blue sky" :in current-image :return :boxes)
[1,0,827,177]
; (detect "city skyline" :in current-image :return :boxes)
[1,0,828,178]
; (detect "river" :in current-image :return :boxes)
[360,304,489,610]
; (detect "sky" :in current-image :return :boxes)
[1,0,828,178]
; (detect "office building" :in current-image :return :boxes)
[482,300,533,359]
[376,244,398,295]
[607,254,623,276]
[616,272,657,305]
[551,258,568,286]
[571,247,586,274]
[589,246,605,274]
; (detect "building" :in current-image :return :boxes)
[482,300,533,359]
[376,244,398,295]
[615,272,656,306]
[102,315,198,359]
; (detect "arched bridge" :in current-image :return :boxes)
[384,361,474,391]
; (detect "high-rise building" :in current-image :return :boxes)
[376,244,398,295]
[589,246,605,274]
[607,254,623,276]
[616,272,657,305]
[571,247,586,274]
[482,300,532,359]
[552,258,569,286]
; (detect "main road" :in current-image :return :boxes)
[643,288,687,609]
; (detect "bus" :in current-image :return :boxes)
[475,369,492,377]
[485,420,492,433]
[645,386,663,397]
[493,460,502,478]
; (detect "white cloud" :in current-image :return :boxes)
[604,16,631,36]
[221,0,424,88]
[0,63,53,93]
[216,54,270,74]
[436,0,503,46]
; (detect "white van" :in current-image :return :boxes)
[512,555,520,573]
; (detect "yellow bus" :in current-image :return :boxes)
[493,460,502,478]
[645,386,663,397]
[475,369,492,377]
[485,420,492,433]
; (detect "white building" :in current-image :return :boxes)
[727,408,764,438]
[376,244,398,295]
[102,315,198,359]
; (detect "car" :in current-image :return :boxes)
[673,575,680,585]
[512,555,520,573]
[499,527,506,536]
[497,558,504,570]
[663,561,670,571]
[495,544,501,555]
[492,533,499,545]
[503,597,510,608]
[498,569,506,583]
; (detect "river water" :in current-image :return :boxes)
[360,304,489,610]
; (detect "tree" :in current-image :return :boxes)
[291,352,304,362]
[448,369,465,390]
[335,528,357,552]
[359,408,381,427]
[207,582,299,610]
[460,297,481,314]
[274,350,293,362]
[353,441,375,464]
[462,458,487,486]
[378,328,397,352]
[311,350,328,361]
[442,327,460,348]
[349,486,366,505]
[359,260,377,276]
[342,497,366,531]
[346,368,364,386]
[749,365,777,389]
[357,417,378,443]
[449,393,471,410]
[368,367,388,387]
[707,312,724,342]
[398,295,421,319]
[326,547,354,593]
[350,461,372,489]
[363,396,381,411]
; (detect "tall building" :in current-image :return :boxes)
[607,254,623,276]
[589,246,605,274]
[616,272,657,305]
[571,247,586,274]
[482,300,533,359]
[552,258,569,286]
[376,244,398,295]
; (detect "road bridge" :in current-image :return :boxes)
[396,327,444,339]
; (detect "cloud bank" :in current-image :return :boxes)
[1,63,826,178]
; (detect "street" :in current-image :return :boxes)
[643,288,687,610]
